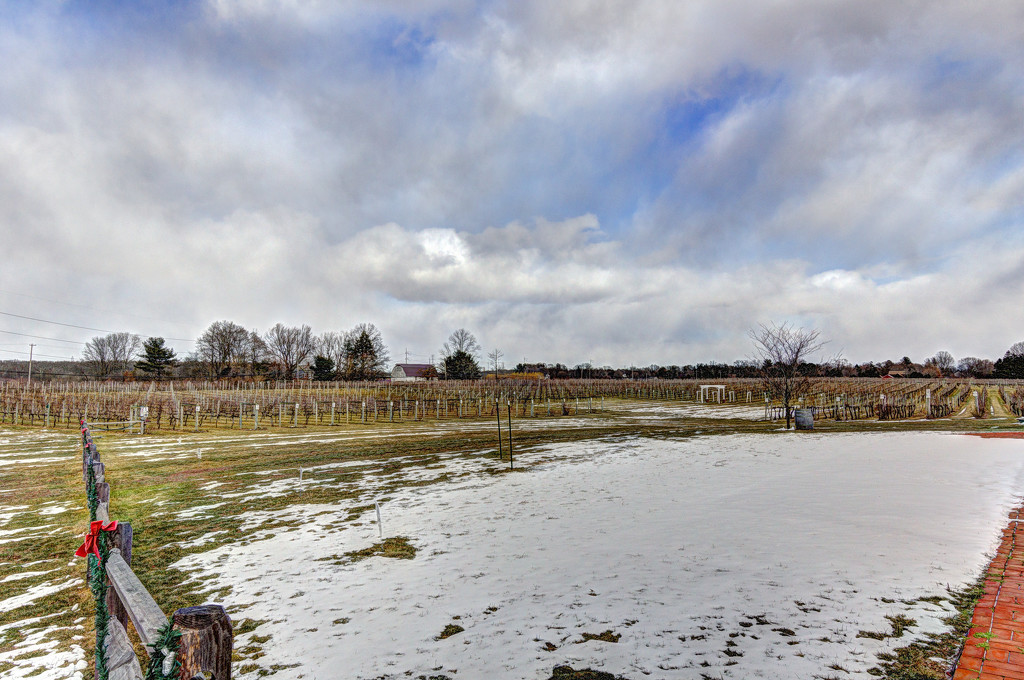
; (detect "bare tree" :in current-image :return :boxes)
[442,328,480,362]
[83,337,115,377]
[316,331,347,370]
[750,322,827,429]
[1008,341,1024,357]
[925,351,955,377]
[957,357,994,378]
[244,330,269,376]
[264,323,315,378]
[83,332,141,377]
[195,320,250,377]
[487,348,504,377]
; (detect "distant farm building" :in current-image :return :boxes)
[391,363,435,382]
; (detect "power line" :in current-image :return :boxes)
[0,310,194,343]
[0,329,85,344]
[0,310,117,333]
[0,347,74,360]
[0,287,194,330]
[0,342,77,351]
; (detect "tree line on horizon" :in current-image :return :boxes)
[2,320,1023,382]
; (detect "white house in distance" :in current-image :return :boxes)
[391,363,435,382]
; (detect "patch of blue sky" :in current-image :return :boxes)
[14,0,200,75]
[53,0,199,40]
[920,49,1004,89]
[362,17,439,72]
[661,66,785,145]
[636,67,790,218]
[981,208,1024,242]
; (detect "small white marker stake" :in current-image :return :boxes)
[197,449,202,460]
[375,501,383,538]
[299,468,304,482]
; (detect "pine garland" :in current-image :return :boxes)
[82,424,182,680]
[84,433,111,680]
[88,549,110,680]
[145,620,182,680]
[87,464,98,522]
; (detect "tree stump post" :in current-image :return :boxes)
[172,605,233,680]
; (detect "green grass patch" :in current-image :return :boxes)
[345,535,417,561]
[867,576,987,678]
[436,623,464,640]
[549,665,630,680]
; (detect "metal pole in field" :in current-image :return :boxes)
[27,344,35,385]
[496,400,503,459]
[507,400,513,469]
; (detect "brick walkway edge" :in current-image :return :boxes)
[954,506,1024,680]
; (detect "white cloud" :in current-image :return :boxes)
[0,1,1022,366]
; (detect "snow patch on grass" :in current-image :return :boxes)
[0,578,78,613]
[174,432,1024,679]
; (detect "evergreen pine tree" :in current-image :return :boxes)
[311,355,336,381]
[136,337,178,378]
[444,349,481,380]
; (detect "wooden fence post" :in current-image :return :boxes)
[96,482,111,522]
[172,605,233,680]
[91,461,106,487]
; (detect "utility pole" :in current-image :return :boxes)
[27,344,35,385]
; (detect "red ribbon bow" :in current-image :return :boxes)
[75,520,118,559]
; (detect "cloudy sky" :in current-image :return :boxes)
[1,0,1022,368]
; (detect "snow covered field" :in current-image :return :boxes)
[174,431,1024,679]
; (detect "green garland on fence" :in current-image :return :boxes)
[80,426,186,680]
[88,549,110,680]
[86,444,98,523]
[85,454,111,680]
[144,620,182,680]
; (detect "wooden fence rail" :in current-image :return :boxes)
[79,421,233,679]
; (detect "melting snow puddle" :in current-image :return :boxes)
[174,431,1024,679]
[617,402,765,420]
